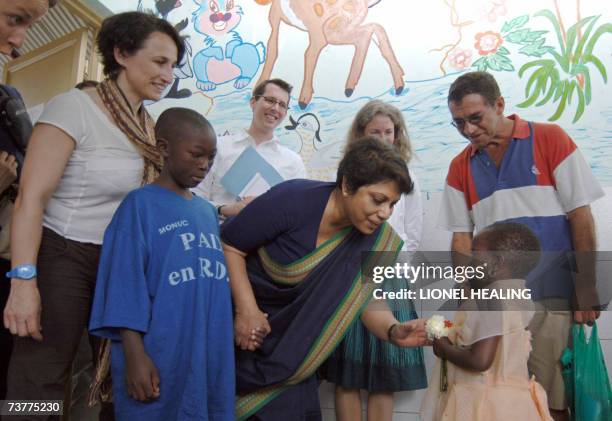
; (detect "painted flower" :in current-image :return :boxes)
[426,315,454,340]
[448,48,473,70]
[486,0,507,22]
[475,31,503,55]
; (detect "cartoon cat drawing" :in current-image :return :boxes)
[192,0,266,91]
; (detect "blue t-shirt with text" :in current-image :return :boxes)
[90,184,234,421]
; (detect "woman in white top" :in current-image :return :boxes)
[320,100,427,421]
[3,11,184,410]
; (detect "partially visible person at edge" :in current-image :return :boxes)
[2,11,184,420]
[0,0,58,400]
[222,138,429,420]
[320,100,427,421]
[437,71,604,421]
[194,78,306,218]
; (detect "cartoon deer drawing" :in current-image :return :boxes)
[255,0,405,109]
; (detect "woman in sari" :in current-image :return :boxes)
[3,11,183,416]
[222,138,429,420]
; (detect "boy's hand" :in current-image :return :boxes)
[121,330,160,402]
[234,308,270,351]
[246,326,267,351]
[125,351,161,402]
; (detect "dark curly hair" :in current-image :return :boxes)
[336,137,413,195]
[475,222,541,278]
[97,12,185,79]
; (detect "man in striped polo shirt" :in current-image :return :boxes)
[437,71,605,421]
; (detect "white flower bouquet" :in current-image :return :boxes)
[426,314,454,392]
[425,314,454,340]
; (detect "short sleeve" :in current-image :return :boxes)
[541,125,605,212]
[437,182,474,232]
[89,194,150,340]
[458,309,533,346]
[221,181,299,253]
[437,158,474,232]
[37,90,86,146]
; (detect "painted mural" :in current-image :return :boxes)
[254,0,405,109]
[110,0,612,191]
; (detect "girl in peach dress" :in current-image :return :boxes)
[420,223,553,421]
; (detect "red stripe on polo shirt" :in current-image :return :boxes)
[447,146,480,210]
[532,123,577,188]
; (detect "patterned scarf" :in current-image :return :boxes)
[88,78,161,406]
[96,78,161,184]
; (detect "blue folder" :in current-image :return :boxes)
[220,146,284,198]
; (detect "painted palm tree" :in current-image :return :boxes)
[518,2,612,123]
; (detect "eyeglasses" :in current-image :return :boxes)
[255,95,289,111]
[451,114,483,130]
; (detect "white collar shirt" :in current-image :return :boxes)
[194,129,307,206]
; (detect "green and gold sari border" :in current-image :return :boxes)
[257,227,352,285]
[236,269,371,420]
[236,223,402,420]
[290,223,401,376]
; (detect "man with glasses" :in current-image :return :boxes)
[437,71,604,421]
[195,78,306,217]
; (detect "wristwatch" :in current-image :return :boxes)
[6,264,37,280]
[217,204,226,216]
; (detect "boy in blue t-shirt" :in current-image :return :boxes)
[90,108,234,421]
